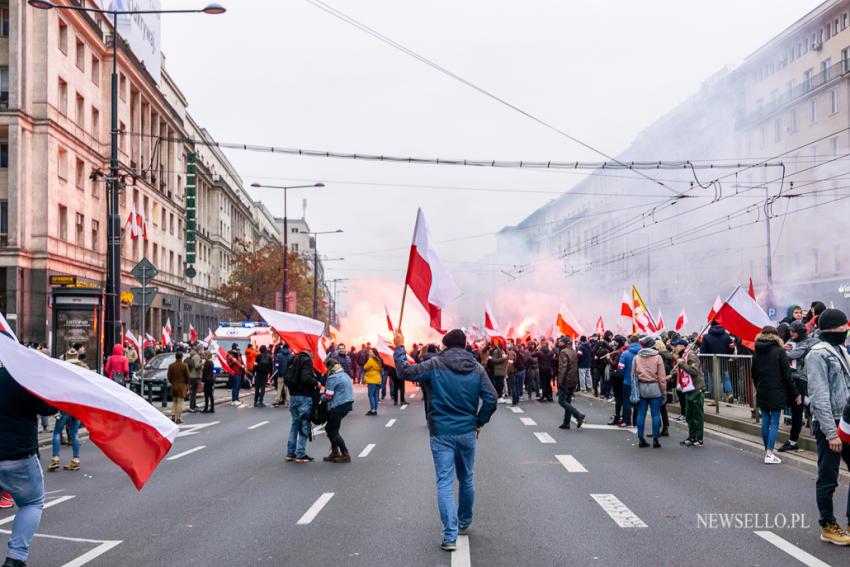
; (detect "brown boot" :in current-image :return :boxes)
[332,451,351,463]
[48,456,61,471]
[323,448,340,462]
[63,457,80,471]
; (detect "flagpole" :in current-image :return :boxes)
[695,285,741,342]
[631,288,637,334]
[398,208,423,334]
[397,284,408,332]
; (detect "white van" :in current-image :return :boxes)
[213,322,275,353]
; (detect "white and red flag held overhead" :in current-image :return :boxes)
[254,305,327,373]
[211,340,234,375]
[203,328,214,345]
[707,296,723,322]
[165,318,173,337]
[0,315,177,489]
[404,208,462,333]
[376,336,414,368]
[713,285,772,348]
[595,316,605,336]
[161,327,172,346]
[556,303,584,339]
[124,329,141,351]
[675,308,688,332]
[384,304,395,334]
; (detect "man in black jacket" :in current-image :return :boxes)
[0,367,58,567]
[253,345,273,408]
[285,350,320,463]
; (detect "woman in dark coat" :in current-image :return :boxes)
[751,326,800,464]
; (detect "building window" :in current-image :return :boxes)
[0,200,7,236]
[291,227,299,233]
[844,13,849,30]
[58,19,68,54]
[75,213,84,246]
[0,143,7,168]
[804,68,813,90]
[830,87,839,114]
[760,126,766,149]
[822,58,832,81]
[91,57,100,86]
[844,48,850,73]
[75,93,84,127]
[58,206,68,240]
[119,73,126,101]
[75,38,84,70]
[57,148,68,179]
[75,159,85,189]
[118,121,126,151]
[169,251,174,273]
[831,136,839,157]
[836,19,840,35]
[160,208,165,229]
[91,220,99,252]
[810,96,818,123]
[1,8,8,37]
[91,167,99,197]
[789,107,798,132]
[0,67,8,106]
[91,107,99,138]
[774,118,782,142]
[58,78,67,114]
[170,213,174,235]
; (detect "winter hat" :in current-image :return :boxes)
[672,339,688,347]
[639,336,655,348]
[442,329,467,349]
[818,308,848,331]
[789,320,808,339]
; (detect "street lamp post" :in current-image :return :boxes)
[308,230,343,319]
[250,182,324,312]
[27,0,225,357]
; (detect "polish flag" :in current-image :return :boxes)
[707,296,723,322]
[202,329,214,345]
[144,333,156,346]
[620,291,633,319]
[124,329,141,351]
[595,316,605,336]
[211,340,234,375]
[748,278,756,300]
[329,326,339,342]
[254,304,327,373]
[161,327,172,346]
[137,206,148,240]
[384,304,395,334]
[656,310,665,331]
[633,286,656,332]
[189,324,197,343]
[675,308,688,332]
[128,202,139,240]
[484,304,505,347]
[376,336,414,368]
[504,322,516,341]
[164,318,173,338]
[713,285,772,348]
[404,208,462,333]
[556,303,583,339]
[838,403,850,444]
[0,314,178,490]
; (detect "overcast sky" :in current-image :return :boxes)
[161,0,823,309]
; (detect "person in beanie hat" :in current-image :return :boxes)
[392,329,497,552]
[806,307,850,545]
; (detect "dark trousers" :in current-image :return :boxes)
[391,377,406,404]
[189,379,200,409]
[326,411,349,453]
[591,367,602,396]
[612,375,624,422]
[203,382,214,412]
[558,387,582,424]
[660,398,669,428]
[814,420,850,526]
[509,373,523,405]
[540,370,553,400]
[492,375,505,398]
[677,389,687,415]
[790,379,808,442]
[254,373,269,405]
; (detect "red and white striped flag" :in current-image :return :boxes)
[556,303,583,339]
[707,296,723,322]
[656,310,665,331]
[376,335,414,368]
[254,305,327,373]
[128,202,139,240]
[0,315,177,489]
[713,285,772,348]
[189,323,197,343]
[161,327,172,346]
[404,208,462,333]
[164,318,173,338]
[124,329,141,351]
[595,316,605,336]
[202,328,214,345]
[210,340,234,375]
[384,304,395,334]
[675,308,688,332]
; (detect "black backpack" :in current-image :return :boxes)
[283,358,299,389]
[255,353,272,375]
[309,393,328,425]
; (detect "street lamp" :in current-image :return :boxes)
[308,230,343,319]
[27,0,225,359]
[250,182,324,312]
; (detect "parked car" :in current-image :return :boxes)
[129,353,176,401]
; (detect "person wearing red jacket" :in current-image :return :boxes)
[104,344,129,385]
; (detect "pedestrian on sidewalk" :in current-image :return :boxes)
[253,345,272,407]
[227,345,245,407]
[47,412,81,472]
[201,351,215,413]
[634,336,666,448]
[125,344,139,375]
[186,346,203,413]
[0,367,58,567]
[285,349,320,463]
[363,348,383,415]
[168,351,190,424]
[752,326,800,465]
[672,339,705,447]
[104,343,129,386]
[273,343,292,408]
[321,356,354,463]
[556,337,585,430]
[778,320,818,452]
[393,329,497,552]
[806,308,850,545]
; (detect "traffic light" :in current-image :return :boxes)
[185,153,197,272]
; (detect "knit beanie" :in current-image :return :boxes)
[442,329,467,349]
[818,308,848,331]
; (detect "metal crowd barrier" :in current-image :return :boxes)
[697,354,756,418]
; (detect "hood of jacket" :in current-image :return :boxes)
[638,348,658,357]
[627,342,642,354]
[439,347,480,374]
[708,325,726,337]
[789,320,808,339]
[786,305,801,320]
[754,332,783,353]
[112,344,124,357]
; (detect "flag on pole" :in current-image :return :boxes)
[620,290,634,332]
[202,329,214,345]
[164,318,173,338]
[707,296,723,322]
[556,304,583,339]
[713,285,772,349]
[748,278,756,300]
[675,308,688,332]
[138,205,148,240]
[254,305,327,373]
[404,208,462,333]
[384,304,395,334]
[656,310,665,331]
[124,329,141,351]
[375,335,414,368]
[211,340,234,375]
[0,314,177,490]
[144,333,155,346]
[189,323,197,343]
[161,327,172,346]
[128,202,139,240]
[632,286,656,332]
[484,304,505,347]
[595,316,605,336]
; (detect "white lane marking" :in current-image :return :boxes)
[313,424,326,437]
[533,432,556,444]
[248,420,270,430]
[358,444,376,458]
[591,494,647,528]
[580,424,632,430]
[296,492,334,525]
[452,535,471,567]
[385,418,397,428]
[400,403,408,410]
[555,454,588,472]
[508,406,524,414]
[166,445,206,461]
[519,417,537,426]
[409,393,416,399]
[0,529,122,567]
[0,495,76,526]
[176,421,220,438]
[754,531,831,567]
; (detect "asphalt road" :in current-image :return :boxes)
[2,386,848,566]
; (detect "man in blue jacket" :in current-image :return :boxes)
[394,329,497,553]
[617,336,642,427]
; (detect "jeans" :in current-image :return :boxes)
[325,411,349,453]
[685,390,704,441]
[813,419,850,526]
[525,369,539,397]
[287,396,313,458]
[203,382,215,412]
[367,384,380,411]
[0,455,44,562]
[636,396,662,439]
[622,384,632,426]
[706,369,733,398]
[52,413,80,458]
[558,387,582,424]
[430,432,476,541]
[380,371,387,399]
[761,409,781,452]
[510,371,524,405]
[231,373,242,402]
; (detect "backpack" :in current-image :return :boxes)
[255,353,272,375]
[309,393,328,425]
[283,358,299,389]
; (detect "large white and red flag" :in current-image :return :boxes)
[164,318,173,338]
[189,323,197,343]
[675,308,688,332]
[595,316,605,336]
[713,285,772,349]
[138,205,148,240]
[404,208,462,333]
[620,291,633,331]
[202,328,214,345]
[632,286,656,332]
[161,327,172,346]
[127,202,139,240]
[254,304,327,373]
[484,303,506,347]
[556,303,583,339]
[211,340,234,375]
[0,315,177,490]
[656,310,665,331]
[384,304,395,334]
[707,296,723,322]
[376,335,414,368]
[124,329,141,351]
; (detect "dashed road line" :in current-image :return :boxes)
[0,495,76,526]
[754,531,830,567]
[297,492,335,525]
[166,445,206,461]
[508,406,524,414]
[248,420,270,430]
[533,432,556,444]
[452,535,471,567]
[591,494,647,528]
[358,443,376,458]
[385,418,397,428]
[555,454,588,472]
[581,424,634,431]
[400,403,409,410]
[519,417,537,426]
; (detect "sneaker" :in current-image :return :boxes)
[576,415,586,430]
[2,557,26,567]
[285,455,296,462]
[680,438,694,446]
[440,539,457,552]
[674,415,686,423]
[617,422,630,428]
[458,524,470,535]
[558,423,570,430]
[764,453,781,464]
[691,440,704,448]
[296,455,314,463]
[0,492,13,509]
[776,440,800,452]
[820,521,850,546]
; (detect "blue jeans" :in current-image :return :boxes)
[0,455,44,562]
[52,413,80,458]
[367,384,380,411]
[231,374,242,402]
[287,396,313,458]
[636,396,662,439]
[430,432,476,541]
[761,409,781,452]
[622,385,632,426]
[706,370,733,398]
[380,371,387,399]
[509,373,523,405]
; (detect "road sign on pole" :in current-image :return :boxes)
[131,258,158,287]
[130,287,158,313]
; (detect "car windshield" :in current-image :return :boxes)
[147,354,176,369]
